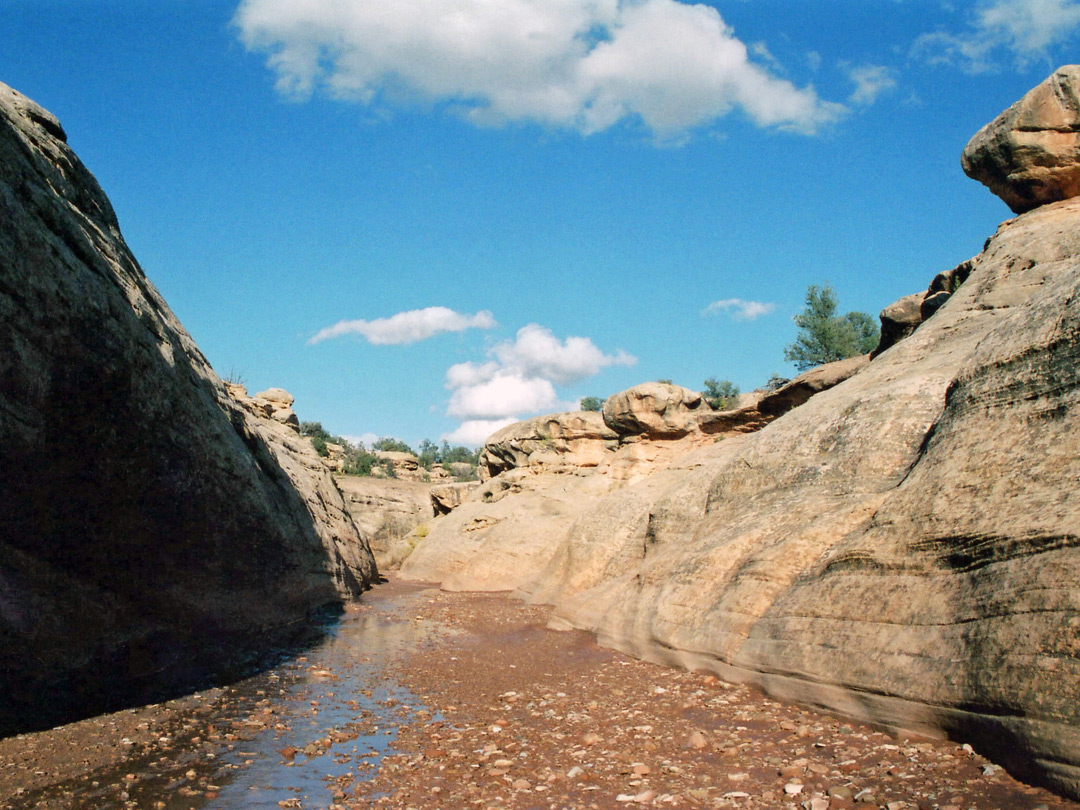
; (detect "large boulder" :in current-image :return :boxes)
[602,382,712,438]
[478,411,618,479]
[0,82,376,734]
[962,65,1080,213]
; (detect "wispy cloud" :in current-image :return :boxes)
[308,306,496,345]
[913,0,1080,72]
[845,64,897,106]
[445,324,636,424]
[235,0,845,138]
[702,298,776,321]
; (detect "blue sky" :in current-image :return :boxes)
[4,1,1080,447]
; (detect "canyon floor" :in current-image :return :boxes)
[0,580,1075,810]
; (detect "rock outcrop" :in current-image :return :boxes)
[873,260,975,357]
[430,482,480,516]
[479,411,618,479]
[602,382,712,438]
[336,475,434,571]
[400,73,1080,798]
[0,83,376,735]
[963,65,1080,213]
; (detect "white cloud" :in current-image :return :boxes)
[234,0,844,138]
[308,306,496,345]
[341,432,380,448]
[445,360,500,389]
[846,64,897,106]
[447,370,564,419]
[441,418,518,447]
[443,323,633,431]
[702,298,777,321]
[492,323,636,384]
[913,0,1080,72]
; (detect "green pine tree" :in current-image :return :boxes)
[783,284,879,372]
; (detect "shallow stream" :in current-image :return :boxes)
[8,584,446,810]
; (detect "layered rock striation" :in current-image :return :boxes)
[400,69,1080,797]
[0,83,376,734]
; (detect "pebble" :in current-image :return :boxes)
[686,731,708,750]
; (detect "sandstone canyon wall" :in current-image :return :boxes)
[0,83,376,734]
[400,68,1080,798]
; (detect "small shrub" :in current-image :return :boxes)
[373,436,415,455]
[300,421,333,441]
[580,396,604,412]
[310,435,329,457]
[703,377,740,410]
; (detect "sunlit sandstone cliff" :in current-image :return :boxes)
[0,83,376,734]
[400,67,1080,798]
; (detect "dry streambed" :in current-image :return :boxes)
[0,581,1076,810]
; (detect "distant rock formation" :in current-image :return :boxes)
[399,70,1080,799]
[602,383,713,438]
[963,65,1080,213]
[0,82,376,735]
[399,370,857,591]
[479,411,618,479]
[336,475,434,571]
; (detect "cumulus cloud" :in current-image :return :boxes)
[846,64,897,106]
[702,298,776,321]
[341,432,380,448]
[913,0,1080,72]
[447,370,563,419]
[234,0,844,137]
[492,323,636,384]
[308,306,495,345]
[444,324,634,426]
[442,418,518,447]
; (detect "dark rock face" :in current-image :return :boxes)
[0,83,375,734]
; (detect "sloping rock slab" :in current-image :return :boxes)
[548,198,1080,799]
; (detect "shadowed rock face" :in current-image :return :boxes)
[0,83,376,734]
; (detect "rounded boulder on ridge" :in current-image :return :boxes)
[962,65,1080,213]
[602,382,711,438]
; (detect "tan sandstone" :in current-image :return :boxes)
[963,64,1080,213]
[398,76,1080,799]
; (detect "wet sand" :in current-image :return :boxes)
[1,579,1077,810]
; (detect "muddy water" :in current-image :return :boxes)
[6,583,447,810]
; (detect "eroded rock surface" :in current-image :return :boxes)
[602,382,713,438]
[963,65,1080,213]
[479,411,618,479]
[0,83,375,735]
[543,197,1080,799]
[401,81,1080,797]
[335,475,434,571]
